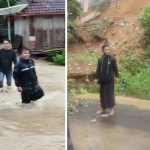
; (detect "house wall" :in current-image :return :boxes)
[14,16,29,47]
[14,15,65,49]
[34,15,65,49]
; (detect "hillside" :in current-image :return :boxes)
[68,0,150,76]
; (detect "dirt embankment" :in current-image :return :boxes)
[68,0,150,78]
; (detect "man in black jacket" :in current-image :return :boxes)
[0,39,17,92]
[13,48,44,103]
[94,45,119,116]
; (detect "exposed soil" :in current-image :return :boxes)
[68,0,150,76]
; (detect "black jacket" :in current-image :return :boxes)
[13,58,38,87]
[0,49,17,73]
[96,55,119,84]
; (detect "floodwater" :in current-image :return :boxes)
[69,94,150,150]
[0,60,65,150]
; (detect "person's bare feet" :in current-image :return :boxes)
[96,109,105,115]
[109,109,115,116]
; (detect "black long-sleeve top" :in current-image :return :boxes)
[0,49,17,73]
[96,55,119,83]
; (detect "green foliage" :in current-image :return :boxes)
[68,32,77,46]
[141,7,150,52]
[94,0,110,12]
[67,0,82,41]
[68,52,100,66]
[120,56,145,75]
[46,47,60,61]
[68,0,82,22]
[145,45,150,57]
[89,23,105,36]
[116,67,150,99]
[46,47,65,66]
[67,20,75,29]
[141,7,150,31]
[115,55,150,99]
[0,0,18,8]
[0,0,18,24]
[89,20,110,36]
[68,54,150,100]
[53,50,65,66]
[68,83,99,97]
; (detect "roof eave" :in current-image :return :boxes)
[16,12,65,16]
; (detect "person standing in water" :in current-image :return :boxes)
[13,48,44,104]
[0,39,17,92]
[94,45,119,116]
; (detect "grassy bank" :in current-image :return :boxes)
[68,56,150,100]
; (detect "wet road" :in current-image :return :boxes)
[0,60,65,150]
[69,94,150,150]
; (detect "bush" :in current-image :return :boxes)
[121,56,145,75]
[141,7,150,31]
[68,33,77,46]
[46,47,65,66]
[46,47,60,61]
[53,50,65,66]
[145,45,150,57]
[116,67,150,99]
[141,7,150,46]
[68,54,150,99]
[68,83,99,97]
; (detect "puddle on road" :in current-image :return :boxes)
[73,93,150,110]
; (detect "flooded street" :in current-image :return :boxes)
[69,94,150,150]
[0,60,65,150]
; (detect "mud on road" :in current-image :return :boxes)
[0,60,65,150]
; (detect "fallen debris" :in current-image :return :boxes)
[90,119,97,122]
[81,12,101,23]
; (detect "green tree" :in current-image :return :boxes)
[141,7,150,49]
[0,0,19,23]
[68,0,84,43]
[0,0,18,8]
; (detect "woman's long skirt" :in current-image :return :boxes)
[100,80,115,109]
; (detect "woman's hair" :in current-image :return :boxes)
[102,44,110,50]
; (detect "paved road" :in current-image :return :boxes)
[0,59,65,150]
[69,94,150,150]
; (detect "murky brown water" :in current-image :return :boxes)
[0,60,65,150]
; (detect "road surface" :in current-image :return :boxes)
[69,94,150,150]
